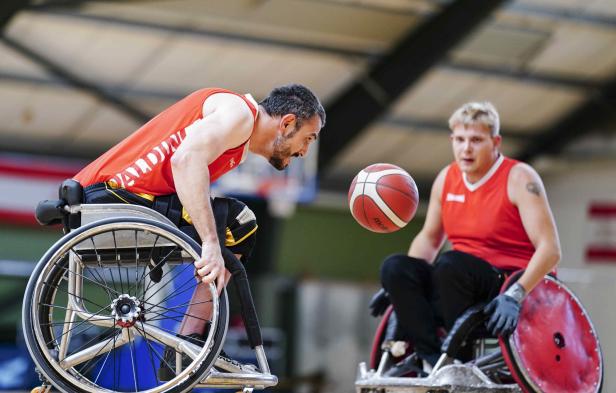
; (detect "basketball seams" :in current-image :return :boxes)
[364,183,406,228]
[365,169,410,183]
[360,178,376,232]
[375,185,417,222]
[349,165,418,233]
[374,182,418,198]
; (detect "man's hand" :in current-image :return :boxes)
[194,240,226,291]
[369,288,391,317]
[484,293,521,336]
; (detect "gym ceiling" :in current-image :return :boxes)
[0,0,615,193]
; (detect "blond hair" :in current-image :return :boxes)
[448,101,500,136]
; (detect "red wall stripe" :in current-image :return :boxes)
[586,247,616,261]
[588,203,616,217]
[0,159,82,180]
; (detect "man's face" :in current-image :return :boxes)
[450,124,501,180]
[269,115,322,170]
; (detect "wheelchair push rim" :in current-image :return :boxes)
[23,217,228,393]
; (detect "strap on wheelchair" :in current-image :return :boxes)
[222,247,263,349]
[152,194,183,227]
[440,303,489,357]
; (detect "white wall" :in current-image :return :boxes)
[543,160,616,392]
[295,280,379,393]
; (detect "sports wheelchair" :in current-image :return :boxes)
[356,271,603,393]
[23,180,277,393]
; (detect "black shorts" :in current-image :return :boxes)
[83,182,195,240]
[83,183,154,208]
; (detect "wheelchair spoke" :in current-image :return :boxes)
[135,321,170,384]
[141,258,193,305]
[111,230,124,294]
[68,326,118,362]
[134,322,202,370]
[142,298,213,316]
[62,328,126,371]
[39,302,107,315]
[138,321,193,341]
[127,329,139,392]
[139,248,176,301]
[145,306,213,325]
[69,248,122,299]
[86,238,115,302]
[130,242,176,300]
[132,235,161,298]
[51,255,122,298]
[150,277,199,303]
[42,280,109,315]
[134,230,139,296]
[106,252,119,300]
[93,326,116,385]
[71,328,120,375]
[141,304,185,321]
[45,305,112,348]
[38,306,113,334]
[163,299,214,310]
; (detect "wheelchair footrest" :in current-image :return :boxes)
[196,369,278,389]
[356,362,521,393]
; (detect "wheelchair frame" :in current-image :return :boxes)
[356,274,603,393]
[24,203,278,393]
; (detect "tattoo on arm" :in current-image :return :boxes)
[526,182,541,196]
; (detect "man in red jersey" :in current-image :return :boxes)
[369,101,561,375]
[74,84,325,290]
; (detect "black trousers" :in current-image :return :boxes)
[380,250,505,360]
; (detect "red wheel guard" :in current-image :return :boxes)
[500,275,602,393]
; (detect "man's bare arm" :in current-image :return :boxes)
[508,163,561,293]
[171,93,254,288]
[408,167,448,263]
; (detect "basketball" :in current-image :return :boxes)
[348,163,419,233]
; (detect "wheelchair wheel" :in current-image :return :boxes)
[23,217,228,393]
[500,275,603,393]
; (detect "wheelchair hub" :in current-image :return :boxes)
[110,294,143,328]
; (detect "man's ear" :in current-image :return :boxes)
[493,134,502,150]
[280,114,297,136]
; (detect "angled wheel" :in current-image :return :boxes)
[500,275,603,393]
[23,217,228,393]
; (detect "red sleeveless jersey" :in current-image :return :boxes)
[441,156,535,271]
[74,88,257,196]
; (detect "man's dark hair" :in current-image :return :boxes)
[259,84,326,129]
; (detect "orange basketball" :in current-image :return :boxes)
[348,163,419,233]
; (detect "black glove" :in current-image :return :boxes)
[484,294,520,336]
[369,288,391,317]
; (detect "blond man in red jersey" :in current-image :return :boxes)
[370,102,561,375]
